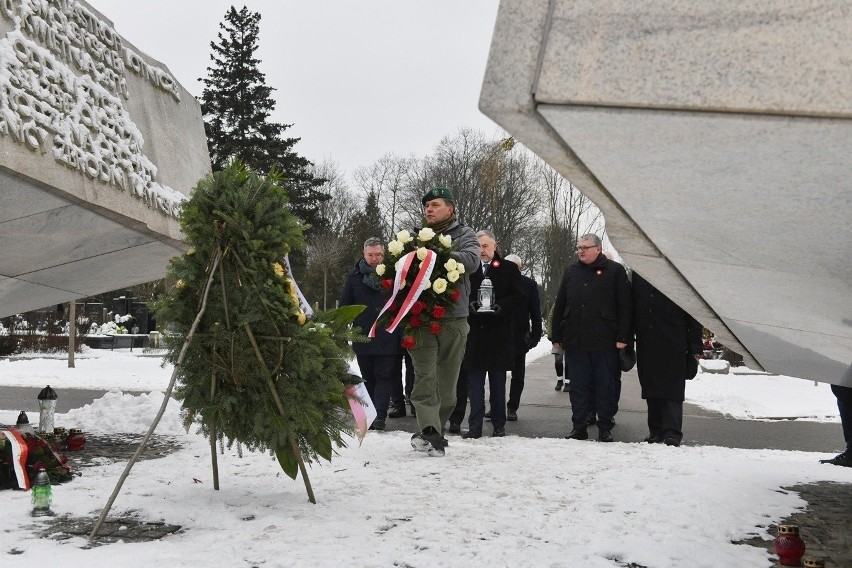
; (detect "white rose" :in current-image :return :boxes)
[396,230,414,244]
[444,258,458,272]
[438,234,452,248]
[422,279,431,291]
[456,262,465,274]
[387,240,404,255]
[416,247,428,260]
[432,278,448,294]
[375,263,386,276]
[447,270,460,283]
[418,227,436,242]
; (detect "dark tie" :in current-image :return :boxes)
[482,263,488,275]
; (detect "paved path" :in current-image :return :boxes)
[384,355,846,453]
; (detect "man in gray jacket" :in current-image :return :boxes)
[409,187,480,456]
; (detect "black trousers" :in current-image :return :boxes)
[566,350,618,430]
[356,354,397,420]
[448,368,468,426]
[507,342,527,411]
[832,384,852,451]
[646,398,684,441]
[391,351,414,405]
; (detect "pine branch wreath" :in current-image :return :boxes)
[155,161,363,497]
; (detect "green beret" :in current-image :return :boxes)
[421,186,454,205]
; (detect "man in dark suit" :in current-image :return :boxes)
[551,234,631,442]
[338,237,402,431]
[632,272,703,446]
[462,230,523,438]
[504,254,542,421]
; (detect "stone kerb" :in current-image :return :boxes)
[0,0,210,241]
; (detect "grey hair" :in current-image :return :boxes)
[363,237,383,249]
[475,229,497,242]
[504,254,523,270]
[578,233,602,246]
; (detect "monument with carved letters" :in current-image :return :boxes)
[0,0,210,316]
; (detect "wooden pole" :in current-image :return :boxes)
[209,348,220,490]
[243,324,316,504]
[67,301,76,368]
[88,248,223,542]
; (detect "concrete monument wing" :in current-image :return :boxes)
[0,0,210,316]
[479,0,851,385]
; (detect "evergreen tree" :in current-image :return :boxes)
[344,190,384,261]
[199,6,329,230]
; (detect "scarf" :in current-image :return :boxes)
[427,213,456,236]
[358,258,380,291]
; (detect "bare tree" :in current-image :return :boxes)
[353,153,417,238]
[306,232,349,310]
[311,159,357,236]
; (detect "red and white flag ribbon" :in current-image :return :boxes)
[1,429,30,490]
[369,249,437,337]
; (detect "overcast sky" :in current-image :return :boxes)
[86,0,503,177]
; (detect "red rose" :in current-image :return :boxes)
[410,300,426,315]
[431,305,446,319]
[389,300,399,313]
[450,289,461,302]
[429,322,442,335]
[409,315,423,328]
[401,335,416,349]
[381,279,393,290]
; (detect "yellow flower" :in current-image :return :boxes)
[456,262,465,274]
[438,234,452,248]
[418,227,436,242]
[296,311,307,325]
[273,262,285,278]
[447,270,460,283]
[396,230,414,244]
[388,240,404,255]
[432,278,448,294]
[444,258,458,272]
[375,263,386,276]
[416,246,428,260]
[175,279,186,289]
[186,246,196,256]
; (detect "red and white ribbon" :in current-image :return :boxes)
[1,429,30,489]
[369,249,437,337]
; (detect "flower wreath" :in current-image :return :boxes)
[369,228,465,348]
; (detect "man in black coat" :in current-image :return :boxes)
[504,254,542,421]
[551,234,631,442]
[462,230,524,438]
[632,272,703,446]
[338,237,402,431]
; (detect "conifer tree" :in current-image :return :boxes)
[199,6,329,230]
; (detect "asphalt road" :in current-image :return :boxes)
[1,354,845,454]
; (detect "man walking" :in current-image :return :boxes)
[632,272,703,446]
[462,230,523,439]
[339,238,401,431]
[409,187,479,455]
[504,254,542,421]
[551,234,631,442]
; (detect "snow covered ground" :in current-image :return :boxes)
[1,347,849,567]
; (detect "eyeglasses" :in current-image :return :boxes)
[576,245,598,251]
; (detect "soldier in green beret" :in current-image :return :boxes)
[408,187,479,456]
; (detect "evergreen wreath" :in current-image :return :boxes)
[155,161,364,498]
[372,228,464,348]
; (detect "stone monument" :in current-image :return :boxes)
[479,0,851,385]
[0,0,210,317]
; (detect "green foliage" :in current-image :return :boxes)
[156,162,363,480]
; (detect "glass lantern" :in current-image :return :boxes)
[477,277,495,312]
